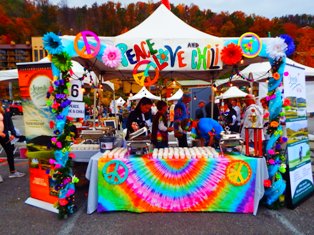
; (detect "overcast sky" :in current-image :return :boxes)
[49,0,314,18]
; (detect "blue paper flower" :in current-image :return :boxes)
[280,34,295,56]
[43,32,64,55]
[156,49,169,63]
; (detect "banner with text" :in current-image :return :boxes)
[283,63,314,208]
[17,62,57,204]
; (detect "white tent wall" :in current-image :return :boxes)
[305,81,314,113]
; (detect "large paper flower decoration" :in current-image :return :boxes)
[221,43,243,65]
[51,52,72,72]
[280,34,295,56]
[266,37,287,60]
[43,32,64,55]
[102,46,122,68]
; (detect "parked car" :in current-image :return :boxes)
[9,100,23,115]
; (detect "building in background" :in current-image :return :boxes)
[0,41,32,70]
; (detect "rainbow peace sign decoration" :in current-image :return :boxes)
[133,60,160,87]
[238,32,262,58]
[74,30,101,59]
[102,160,129,185]
[226,160,252,186]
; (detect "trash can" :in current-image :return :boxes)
[99,136,115,153]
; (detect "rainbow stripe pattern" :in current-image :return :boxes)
[97,154,257,213]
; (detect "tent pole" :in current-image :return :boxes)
[211,86,214,119]
[92,75,99,130]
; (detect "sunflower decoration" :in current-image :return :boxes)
[51,52,72,72]
[221,43,243,65]
[43,32,64,55]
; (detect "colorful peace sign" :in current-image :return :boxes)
[74,30,101,59]
[238,32,262,58]
[133,60,160,87]
[102,160,129,185]
[226,160,252,186]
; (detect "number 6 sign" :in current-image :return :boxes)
[68,80,83,101]
[74,30,101,59]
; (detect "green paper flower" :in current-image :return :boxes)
[52,52,72,72]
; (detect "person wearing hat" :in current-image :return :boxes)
[195,100,206,120]
[174,92,191,147]
[240,94,264,147]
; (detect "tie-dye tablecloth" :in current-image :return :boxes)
[90,153,268,214]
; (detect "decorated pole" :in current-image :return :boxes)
[263,35,295,208]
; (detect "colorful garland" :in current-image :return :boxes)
[43,32,78,219]
[43,31,123,218]
[263,34,295,208]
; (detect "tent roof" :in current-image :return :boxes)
[177,80,211,87]
[129,86,161,101]
[0,68,17,81]
[0,57,97,83]
[167,88,183,101]
[216,86,248,99]
[216,58,314,86]
[116,4,219,40]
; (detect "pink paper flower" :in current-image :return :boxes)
[56,141,62,148]
[102,46,122,68]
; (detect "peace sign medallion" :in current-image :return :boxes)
[226,160,252,186]
[102,160,129,185]
[132,60,160,87]
[74,30,101,59]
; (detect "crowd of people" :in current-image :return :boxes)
[121,92,268,151]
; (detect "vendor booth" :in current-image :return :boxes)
[20,2,313,219]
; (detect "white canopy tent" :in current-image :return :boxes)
[110,96,126,114]
[61,4,225,81]
[216,58,314,86]
[167,89,183,101]
[128,86,161,101]
[216,86,248,99]
[0,57,97,84]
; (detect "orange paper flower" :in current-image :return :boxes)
[270,121,279,128]
[272,72,280,80]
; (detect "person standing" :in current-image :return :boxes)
[240,94,264,144]
[225,102,238,132]
[0,101,25,180]
[125,97,153,140]
[231,99,241,132]
[174,93,191,147]
[195,100,206,120]
[205,96,220,121]
[151,101,174,148]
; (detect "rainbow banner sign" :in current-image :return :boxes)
[97,155,258,214]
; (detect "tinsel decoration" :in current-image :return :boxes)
[43,32,79,219]
[264,35,295,209]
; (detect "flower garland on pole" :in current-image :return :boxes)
[263,34,295,208]
[42,31,122,218]
[43,32,79,219]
